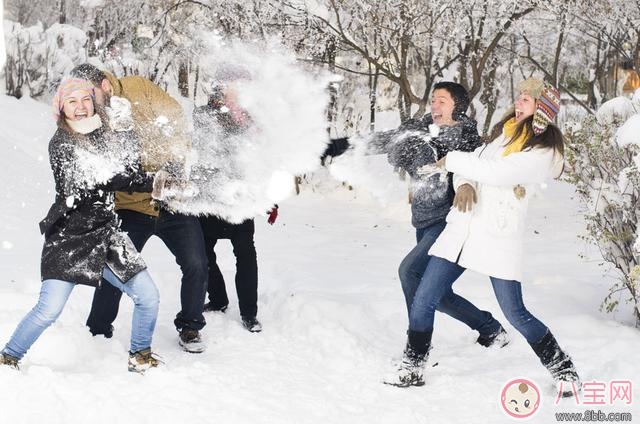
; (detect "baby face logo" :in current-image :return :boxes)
[500,378,541,419]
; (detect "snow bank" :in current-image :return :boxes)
[616,114,640,147]
[596,96,636,126]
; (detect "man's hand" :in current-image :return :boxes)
[453,183,477,213]
[417,156,447,177]
[152,170,198,200]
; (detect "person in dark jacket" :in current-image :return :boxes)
[324,83,509,372]
[70,63,208,354]
[0,78,161,373]
[192,71,273,333]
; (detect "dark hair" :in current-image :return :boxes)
[433,81,471,119]
[488,112,564,156]
[70,63,106,86]
[207,86,225,109]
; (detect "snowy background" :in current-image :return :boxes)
[0,92,639,424]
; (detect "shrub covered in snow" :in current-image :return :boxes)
[565,90,640,325]
[3,20,86,98]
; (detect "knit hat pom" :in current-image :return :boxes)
[532,83,561,135]
[517,78,544,100]
[52,78,96,120]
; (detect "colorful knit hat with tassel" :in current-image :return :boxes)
[532,82,560,135]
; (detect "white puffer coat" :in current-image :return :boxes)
[428,134,564,281]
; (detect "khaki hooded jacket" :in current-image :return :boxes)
[105,72,190,216]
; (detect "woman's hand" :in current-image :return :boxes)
[151,170,170,200]
[453,183,477,212]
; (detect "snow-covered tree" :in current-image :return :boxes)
[564,89,640,326]
[4,20,87,98]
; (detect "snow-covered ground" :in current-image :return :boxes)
[0,94,638,423]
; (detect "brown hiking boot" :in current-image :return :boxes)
[178,329,206,353]
[0,353,19,370]
[128,348,161,373]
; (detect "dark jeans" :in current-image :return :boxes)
[399,221,501,337]
[199,216,258,318]
[86,209,208,334]
[409,255,548,343]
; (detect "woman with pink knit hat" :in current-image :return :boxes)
[0,78,162,373]
[387,78,582,397]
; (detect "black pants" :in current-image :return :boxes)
[86,209,208,334]
[199,215,258,318]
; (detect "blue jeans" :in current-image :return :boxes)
[399,222,501,337]
[3,268,159,359]
[409,256,548,342]
[86,209,208,334]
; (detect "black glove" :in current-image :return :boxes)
[321,137,350,163]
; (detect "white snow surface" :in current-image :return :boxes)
[0,94,639,423]
[616,114,640,147]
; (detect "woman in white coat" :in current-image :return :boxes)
[390,78,581,395]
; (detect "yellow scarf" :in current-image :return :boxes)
[501,117,532,156]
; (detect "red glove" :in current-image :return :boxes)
[267,206,278,225]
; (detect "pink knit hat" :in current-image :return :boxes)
[51,78,96,120]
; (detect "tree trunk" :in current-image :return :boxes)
[59,0,66,24]
[193,65,200,102]
[369,64,379,132]
[178,60,189,98]
[325,36,338,133]
[481,63,499,136]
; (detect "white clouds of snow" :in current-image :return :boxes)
[165,38,333,223]
[328,136,410,206]
[74,147,126,190]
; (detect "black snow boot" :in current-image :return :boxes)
[477,325,510,348]
[384,330,432,388]
[529,331,581,397]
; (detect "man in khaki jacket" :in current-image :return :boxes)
[71,63,208,353]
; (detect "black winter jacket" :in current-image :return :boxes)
[369,114,482,229]
[39,123,153,287]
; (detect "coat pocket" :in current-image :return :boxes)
[481,187,528,237]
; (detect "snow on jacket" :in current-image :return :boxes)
[370,114,481,229]
[104,72,190,216]
[39,119,153,287]
[428,133,564,281]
